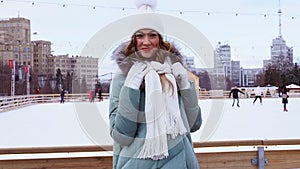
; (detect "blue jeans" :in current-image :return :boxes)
[232,98,240,107]
[283,103,287,109]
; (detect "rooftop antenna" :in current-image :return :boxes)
[278,0,282,38]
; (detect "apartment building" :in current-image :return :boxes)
[0,17,99,93]
[0,17,33,67]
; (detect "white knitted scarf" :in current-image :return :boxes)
[138,61,187,160]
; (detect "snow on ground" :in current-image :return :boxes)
[0,98,299,148]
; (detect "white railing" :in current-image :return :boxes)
[198,89,300,99]
[1,89,299,112]
[0,93,109,112]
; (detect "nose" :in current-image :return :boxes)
[142,35,151,45]
[143,35,150,43]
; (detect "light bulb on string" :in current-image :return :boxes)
[0,0,297,21]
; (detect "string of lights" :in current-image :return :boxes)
[1,0,298,20]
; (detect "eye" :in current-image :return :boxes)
[135,33,144,39]
[149,33,158,38]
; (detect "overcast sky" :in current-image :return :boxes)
[1,0,300,69]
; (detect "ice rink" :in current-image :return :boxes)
[0,97,299,148]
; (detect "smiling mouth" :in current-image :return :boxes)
[141,48,152,52]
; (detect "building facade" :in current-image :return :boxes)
[0,17,99,94]
[240,68,263,87]
[0,17,33,68]
[270,36,293,69]
[231,60,241,86]
[32,40,52,73]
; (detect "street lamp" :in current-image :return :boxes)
[38,74,47,93]
[24,65,30,95]
[49,78,56,94]
[58,82,62,92]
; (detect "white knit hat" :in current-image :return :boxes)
[131,0,164,35]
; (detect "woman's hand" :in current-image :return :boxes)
[124,62,148,89]
[171,62,190,90]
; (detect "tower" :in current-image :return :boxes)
[270,0,293,70]
[278,0,282,38]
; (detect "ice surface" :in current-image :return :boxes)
[0,98,299,148]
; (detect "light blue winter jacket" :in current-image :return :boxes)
[109,71,202,169]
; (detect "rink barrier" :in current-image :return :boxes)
[0,93,110,112]
[1,89,300,112]
[199,89,300,99]
[1,139,300,169]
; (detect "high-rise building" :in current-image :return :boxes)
[207,42,232,89]
[270,37,293,69]
[270,0,293,69]
[231,60,241,86]
[208,42,261,88]
[215,42,232,79]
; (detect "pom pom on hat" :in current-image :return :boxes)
[135,0,157,11]
[131,0,163,35]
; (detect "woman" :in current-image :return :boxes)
[109,23,202,168]
[60,89,65,104]
[281,85,289,112]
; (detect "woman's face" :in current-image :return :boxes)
[135,29,160,59]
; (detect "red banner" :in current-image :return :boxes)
[24,65,28,73]
[8,59,14,69]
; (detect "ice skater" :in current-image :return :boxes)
[229,86,245,107]
[89,89,95,103]
[98,88,103,102]
[281,85,289,112]
[60,89,65,104]
[253,86,263,105]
